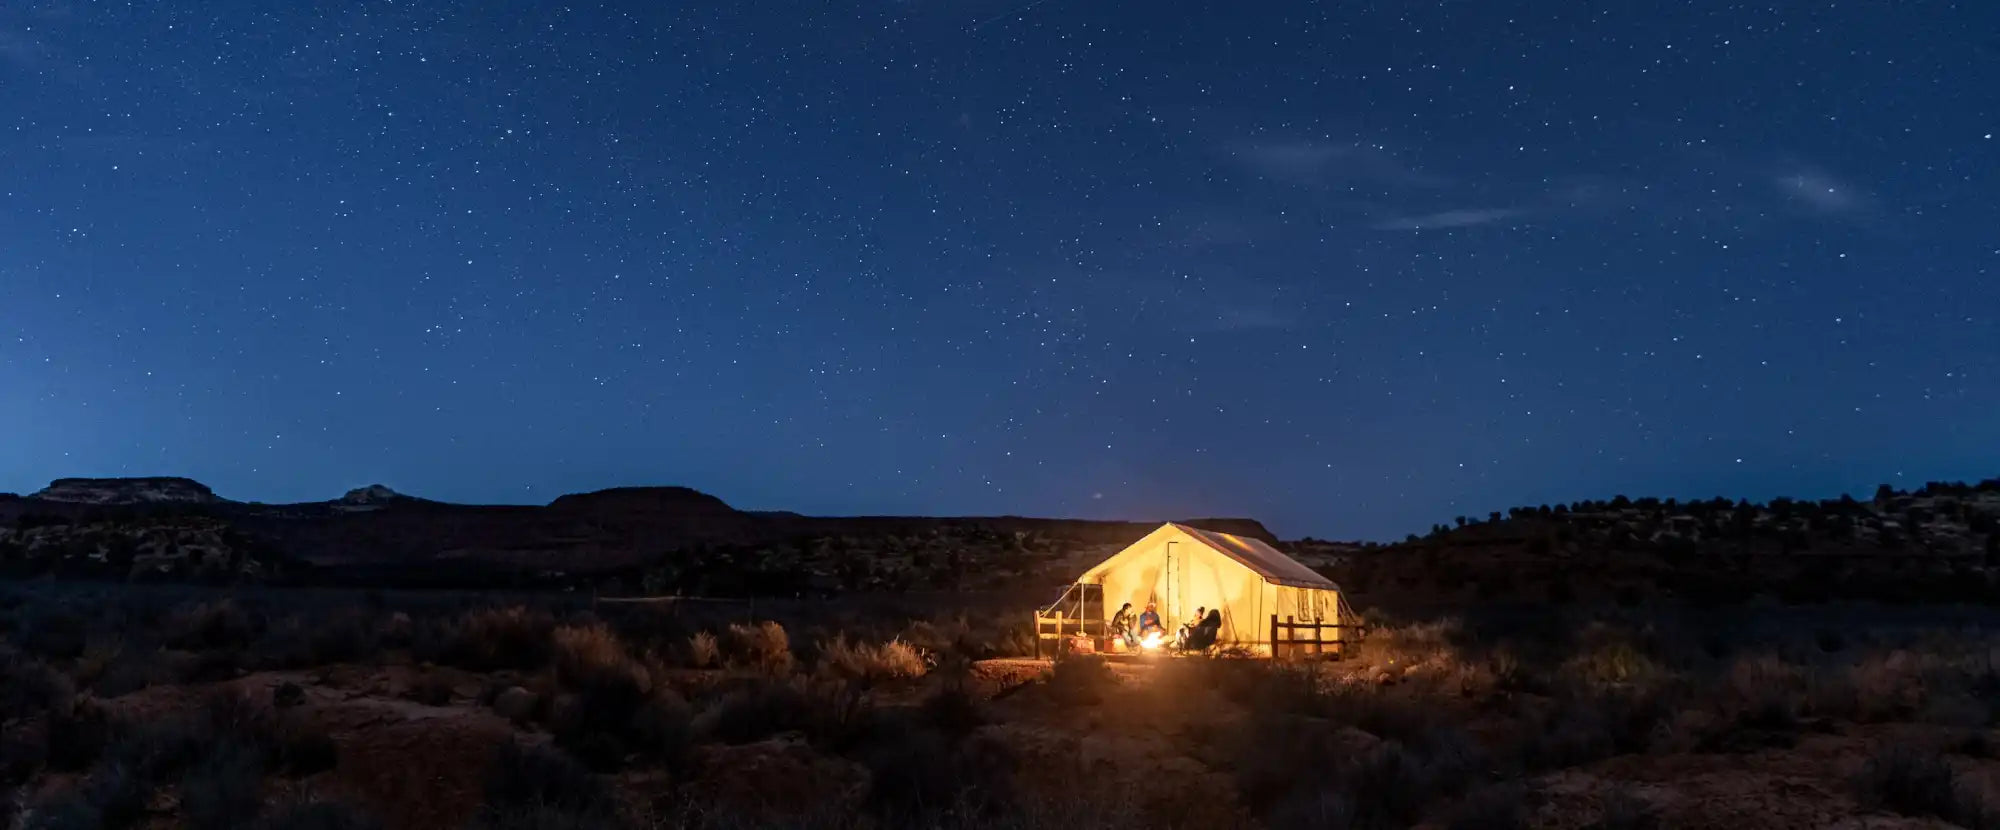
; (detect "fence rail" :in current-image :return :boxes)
[1270,614,1363,660]
[1031,610,1110,659]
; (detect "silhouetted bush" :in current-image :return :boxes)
[180,741,267,830]
[473,741,622,830]
[423,606,556,672]
[695,677,872,749]
[164,600,258,651]
[1852,745,1994,826]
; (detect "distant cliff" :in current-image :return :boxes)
[0,477,1274,590]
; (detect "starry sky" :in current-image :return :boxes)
[2,1,1996,540]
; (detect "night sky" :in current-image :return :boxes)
[3,1,1995,540]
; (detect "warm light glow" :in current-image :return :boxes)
[1140,630,1166,650]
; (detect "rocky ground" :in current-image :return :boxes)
[6,582,2000,829]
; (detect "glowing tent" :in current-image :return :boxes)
[1036,522,1358,658]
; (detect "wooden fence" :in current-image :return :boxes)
[1269,614,1363,660]
[1031,609,1109,659]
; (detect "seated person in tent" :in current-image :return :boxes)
[1110,602,1136,646]
[1183,608,1224,652]
[1136,603,1165,642]
[1176,606,1207,648]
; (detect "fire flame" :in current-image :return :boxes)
[1140,630,1166,650]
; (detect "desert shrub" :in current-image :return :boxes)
[45,698,114,772]
[818,635,928,684]
[546,624,658,771]
[686,631,720,669]
[1561,625,1666,687]
[430,606,556,672]
[28,763,148,830]
[724,621,794,674]
[305,611,381,665]
[1,646,75,716]
[901,618,969,657]
[1353,618,1462,667]
[918,678,986,741]
[1820,650,1927,722]
[253,801,383,830]
[628,691,694,772]
[164,600,258,652]
[91,649,165,698]
[695,677,872,749]
[20,608,88,661]
[553,624,651,700]
[476,741,617,827]
[857,728,1014,823]
[1852,745,1994,826]
[180,741,267,830]
[1520,684,1679,771]
[1691,653,1807,751]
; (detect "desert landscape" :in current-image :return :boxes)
[5,477,2000,828]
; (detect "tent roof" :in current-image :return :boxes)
[1169,523,1340,590]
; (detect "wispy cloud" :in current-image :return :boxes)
[1370,207,1524,231]
[1773,169,1869,215]
[1229,140,1448,188]
[0,28,46,70]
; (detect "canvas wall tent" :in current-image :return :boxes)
[1051,522,1356,656]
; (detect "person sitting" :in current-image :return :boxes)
[1136,603,1164,641]
[1110,602,1136,647]
[1181,608,1223,651]
[1177,606,1207,649]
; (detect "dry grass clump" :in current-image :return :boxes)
[725,621,794,674]
[553,623,651,697]
[818,635,929,684]
[686,631,720,669]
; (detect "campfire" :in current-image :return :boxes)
[1140,629,1167,650]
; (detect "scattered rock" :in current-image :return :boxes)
[274,681,306,708]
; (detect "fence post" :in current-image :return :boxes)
[1313,616,1323,658]
[1269,614,1279,660]
[1286,615,1295,662]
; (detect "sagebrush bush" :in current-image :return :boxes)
[0,646,75,719]
[695,676,873,749]
[180,740,268,830]
[476,740,618,829]
[164,600,258,652]
[553,623,651,700]
[725,621,794,674]
[434,606,557,672]
[819,635,928,684]
[686,631,720,669]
